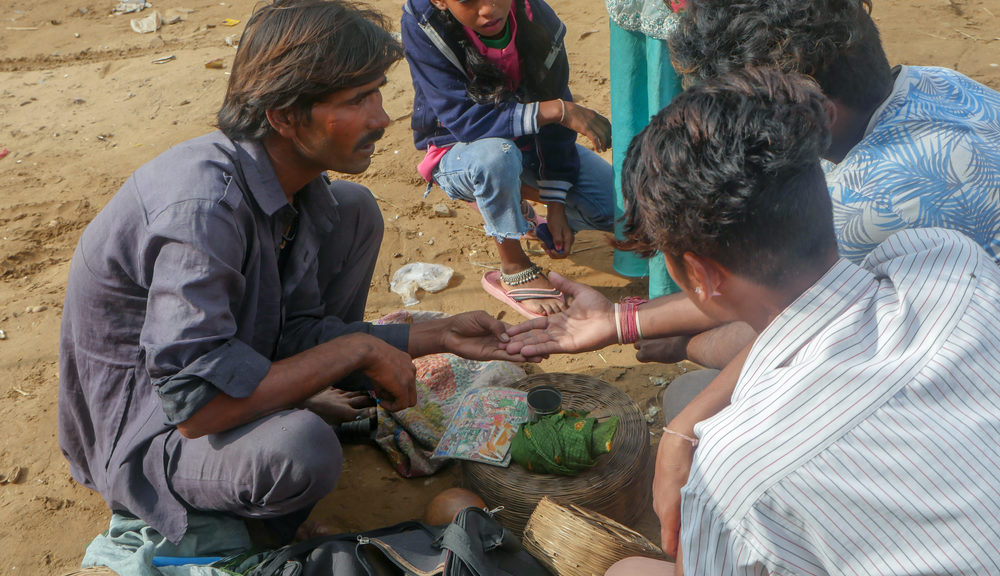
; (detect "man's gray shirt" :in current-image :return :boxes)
[58,131,407,542]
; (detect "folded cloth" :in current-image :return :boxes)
[509,411,619,476]
[81,512,255,576]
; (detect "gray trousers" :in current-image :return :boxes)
[662,369,720,425]
[165,181,385,543]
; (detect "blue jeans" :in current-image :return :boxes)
[433,138,615,240]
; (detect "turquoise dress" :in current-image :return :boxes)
[606,0,682,297]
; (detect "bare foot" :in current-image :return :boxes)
[635,336,691,364]
[301,389,376,425]
[495,236,564,316]
[294,520,332,542]
[501,272,566,316]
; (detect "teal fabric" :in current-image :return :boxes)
[604,0,681,40]
[609,21,682,298]
[81,513,256,576]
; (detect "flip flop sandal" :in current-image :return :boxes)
[481,269,564,319]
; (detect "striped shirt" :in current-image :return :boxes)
[681,228,1000,575]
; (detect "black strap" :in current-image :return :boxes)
[440,522,491,576]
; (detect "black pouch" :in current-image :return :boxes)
[233,507,551,576]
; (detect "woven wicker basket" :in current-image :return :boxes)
[462,373,650,536]
[523,497,664,576]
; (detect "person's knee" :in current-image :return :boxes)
[330,181,384,243]
[469,139,523,189]
[686,322,756,369]
[253,412,343,512]
[605,556,676,576]
[662,369,719,424]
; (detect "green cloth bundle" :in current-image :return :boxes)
[509,411,619,476]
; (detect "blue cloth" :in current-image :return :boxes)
[608,21,682,297]
[433,139,614,239]
[401,0,582,203]
[59,131,402,543]
[827,66,1000,264]
[81,512,255,576]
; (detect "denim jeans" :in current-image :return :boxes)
[432,138,614,240]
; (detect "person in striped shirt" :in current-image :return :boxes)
[602,67,1000,574]
[505,0,1000,561]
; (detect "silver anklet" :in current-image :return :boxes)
[501,264,543,286]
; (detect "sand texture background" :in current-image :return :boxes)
[1,0,998,571]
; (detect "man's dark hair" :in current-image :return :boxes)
[217,0,403,140]
[620,67,837,286]
[669,0,892,111]
[436,0,564,106]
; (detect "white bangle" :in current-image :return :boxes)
[635,307,643,340]
[557,98,566,124]
[662,427,699,447]
[614,303,623,345]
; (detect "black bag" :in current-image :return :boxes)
[233,507,552,576]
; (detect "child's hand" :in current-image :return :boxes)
[544,203,573,258]
[562,100,612,153]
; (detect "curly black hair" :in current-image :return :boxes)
[619,67,837,286]
[669,0,892,111]
[436,0,563,105]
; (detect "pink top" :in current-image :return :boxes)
[417,2,525,182]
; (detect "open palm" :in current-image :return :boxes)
[504,272,617,357]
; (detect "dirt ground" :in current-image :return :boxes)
[0,0,997,572]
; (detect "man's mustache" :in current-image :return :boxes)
[356,129,386,150]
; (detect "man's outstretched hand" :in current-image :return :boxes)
[408,310,544,363]
[503,272,617,357]
[443,311,531,361]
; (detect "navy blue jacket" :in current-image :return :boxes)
[402,0,580,203]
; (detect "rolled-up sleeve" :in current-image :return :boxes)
[140,198,270,423]
[154,339,271,424]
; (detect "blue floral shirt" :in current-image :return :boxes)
[827,66,1000,264]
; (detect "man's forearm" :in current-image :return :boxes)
[406,319,446,358]
[639,292,723,339]
[177,333,376,438]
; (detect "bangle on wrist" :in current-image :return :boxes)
[662,427,699,447]
[557,98,566,124]
[614,303,623,345]
[617,299,640,344]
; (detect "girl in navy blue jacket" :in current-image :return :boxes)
[402,0,614,318]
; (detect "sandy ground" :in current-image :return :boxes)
[0,0,997,572]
